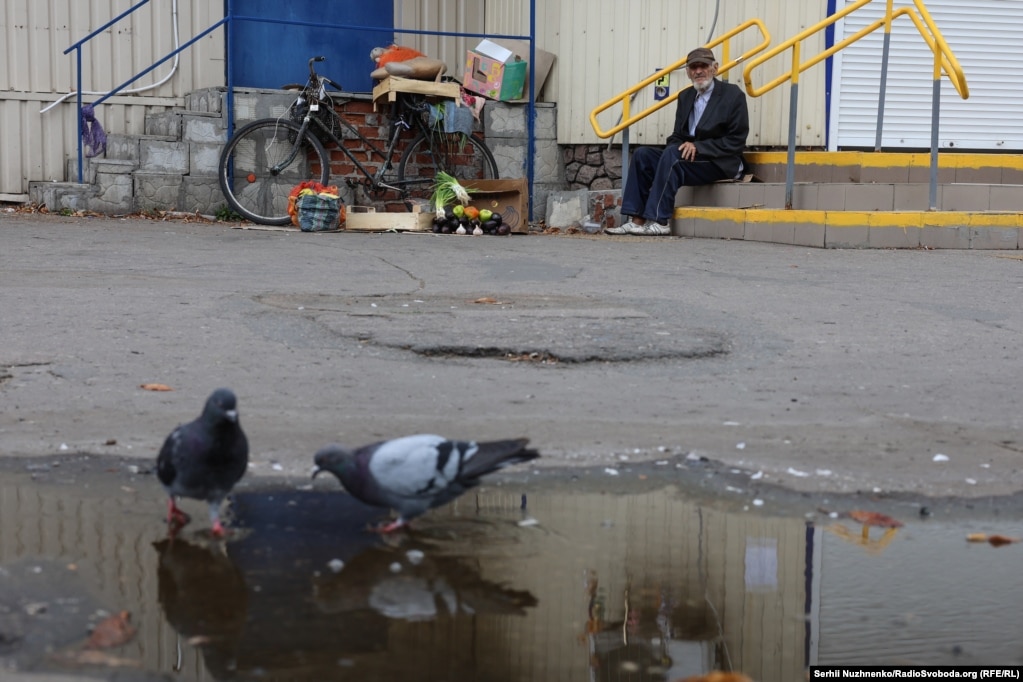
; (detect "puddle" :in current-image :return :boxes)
[2,455,1023,680]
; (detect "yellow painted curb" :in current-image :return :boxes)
[745,151,1023,171]
[675,207,1023,229]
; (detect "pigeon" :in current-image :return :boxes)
[156,388,249,537]
[312,435,540,532]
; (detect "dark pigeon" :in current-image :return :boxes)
[312,434,539,532]
[156,388,249,537]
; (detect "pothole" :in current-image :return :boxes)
[256,293,732,363]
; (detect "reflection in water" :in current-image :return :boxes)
[583,570,724,681]
[152,490,539,681]
[4,467,1023,680]
[153,537,247,678]
[312,545,537,620]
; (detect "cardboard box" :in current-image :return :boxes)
[465,177,530,233]
[483,39,556,104]
[463,39,528,102]
[345,204,433,232]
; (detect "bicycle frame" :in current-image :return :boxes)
[286,58,436,196]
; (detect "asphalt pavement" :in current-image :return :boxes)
[3,211,1023,499]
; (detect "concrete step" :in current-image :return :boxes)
[746,151,1023,185]
[673,205,1022,250]
[683,181,1023,213]
[28,182,94,213]
[66,157,136,185]
[105,133,175,163]
[133,172,223,216]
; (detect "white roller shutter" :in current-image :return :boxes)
[830,0,1023,150]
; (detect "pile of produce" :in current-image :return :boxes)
[430,172,511,236]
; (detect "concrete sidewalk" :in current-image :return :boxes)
[2,211,1022,499]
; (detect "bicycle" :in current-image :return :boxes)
[218,56,499,226]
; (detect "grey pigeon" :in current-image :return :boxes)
[156,388,249,537]
[312,435,539,532]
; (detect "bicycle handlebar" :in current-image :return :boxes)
[308,56,326,79]
[307,56,343,92]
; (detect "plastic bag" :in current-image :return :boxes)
[288,181,340,227]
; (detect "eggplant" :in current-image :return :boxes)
[497,224,511,236]
[490,212,503,225]
[482,219,498,233]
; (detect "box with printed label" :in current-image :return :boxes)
[462,39,527,102]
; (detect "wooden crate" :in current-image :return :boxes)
[372,76,460,110]
[345,205,433,232]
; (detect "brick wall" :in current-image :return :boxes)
[325,100,409,211]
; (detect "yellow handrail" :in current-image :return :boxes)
[907,0,967,97]
[742,0,967,100]
[588,18,771,140]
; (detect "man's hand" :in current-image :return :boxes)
[678,141,698,161]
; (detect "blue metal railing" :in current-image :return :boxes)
[64,0,227,185]
[63,0,539,219]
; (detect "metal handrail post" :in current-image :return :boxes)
[874,0,895,151]
[785,43,801,210]
[928,72,941,210]
[75,48,84,184]
[225,0,234,140]
[527,0,536,221]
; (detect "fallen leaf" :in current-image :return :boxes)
[140,383,173,392]
[473,297,504,305]
[848,510,904,528]
[85,611,136,649]
[967,533,1020,547]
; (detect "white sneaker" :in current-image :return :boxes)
[627,222,670,235]
[604,222,632,235]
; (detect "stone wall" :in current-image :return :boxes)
[563,145,623,192]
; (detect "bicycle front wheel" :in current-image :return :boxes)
[396,132,498,203]
[218,118,329,225]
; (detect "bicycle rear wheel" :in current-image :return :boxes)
[218,118,329,225]
[396,132,498,203]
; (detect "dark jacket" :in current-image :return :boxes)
[666,78,749,179]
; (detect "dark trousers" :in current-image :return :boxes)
[621,145,729,224]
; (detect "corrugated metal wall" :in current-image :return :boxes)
[399,0,829,147]
[395,0,482,74]
[1,0,836,199]
[558,0,829,147]
[0,0,224,199]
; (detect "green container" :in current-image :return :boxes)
[495,59,527,101]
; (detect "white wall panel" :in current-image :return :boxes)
[395,0,485,82]
[0,0,222,198]
[832,0,1023,150]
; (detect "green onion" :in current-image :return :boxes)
[431,171,476,217]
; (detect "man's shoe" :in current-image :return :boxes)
[627,222,671,235]
[604,222,632,235]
